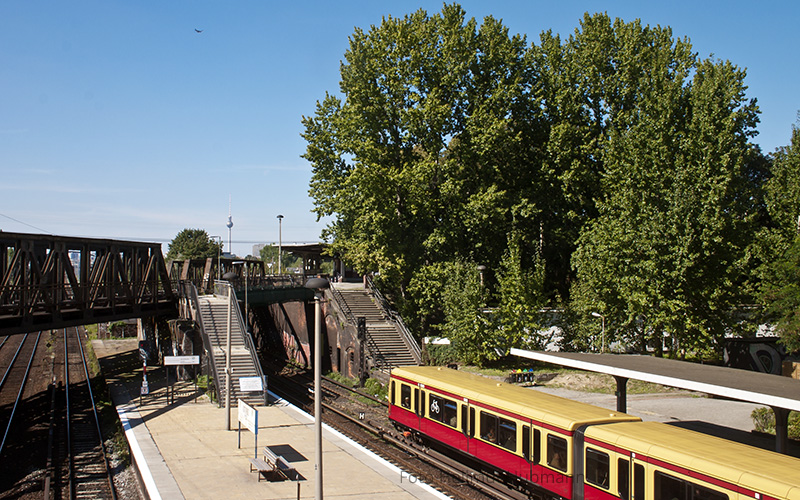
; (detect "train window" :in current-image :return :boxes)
[522,426,530,461]
[633,464,644,500]
[400,385,411,409]
[480,412,498,443]
[654,471,728,500]
[498,417,516,452]
[461,405,467,433]
[469,407,475,437]
[415,388,421,415]
[546,435,567,472]
[654,471,687,500]
[618,458,630,500]
[533,429,541,464]
[586,448,610,489]
[691,484,728,500]
[443,399,458,427]
[390,381,395,405]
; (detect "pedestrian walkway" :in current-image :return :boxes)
[93,339,448,500]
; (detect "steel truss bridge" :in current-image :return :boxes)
[0,232,177,335]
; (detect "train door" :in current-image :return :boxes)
[617,455,645,500]
[415,386,423,429]
[632,458,645,500]
[521,424,532,482]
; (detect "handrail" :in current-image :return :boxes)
[216,281,268,406]
[180,281,223,405]
[365,275,422,364]
[329,285,356,325]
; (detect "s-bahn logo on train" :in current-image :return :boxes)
[430,398,440,416]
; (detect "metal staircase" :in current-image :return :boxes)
[185,282,267,407]
[331,282,421,369]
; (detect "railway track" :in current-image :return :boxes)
[0,328,119,500]
[267,366,529,500]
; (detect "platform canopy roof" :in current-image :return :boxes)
[510,349,800,412]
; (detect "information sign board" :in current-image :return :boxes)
[238,399,258,434]
[238,376,263,392]
[164,355,200,366]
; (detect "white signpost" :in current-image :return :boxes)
[237,398,259,457]
[164,355,200,365]
[163,355,201,404]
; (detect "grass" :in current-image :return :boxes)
[459,365,685,395]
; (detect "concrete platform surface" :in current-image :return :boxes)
[93,339,448,500]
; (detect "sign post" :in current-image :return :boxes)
[237,398,259,458]
[164,356,200,405]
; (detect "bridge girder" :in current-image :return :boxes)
[0,232,177,334]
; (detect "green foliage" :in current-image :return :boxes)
[759,125,800,351]
[259,244,303,273]
[423,343,458,366]
[495,231,549,350]
[567,15,762,355]
[166,228,222,261]
[438,260,496,365]
[325,371,355,387]
[304,4,768,361]
[751,407,800,440]
[363,378,387,400]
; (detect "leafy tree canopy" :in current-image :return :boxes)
[166,229,222,261]
[303,4,767,362]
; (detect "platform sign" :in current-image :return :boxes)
[238,376,263,392]
[238,399,258,434]
[164,355,200,366]
[237,399,259,457]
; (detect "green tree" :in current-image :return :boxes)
[166,229,222,261]
[568,16,762,355]
[759,124,800,350]
[494,230,549,351]
[437,260,494,365]
[302,4,540,295]
[259,244,301,274]
[303,4,556,354]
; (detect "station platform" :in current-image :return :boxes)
[92,339,448,500]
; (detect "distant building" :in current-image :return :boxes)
[252,243,266,256]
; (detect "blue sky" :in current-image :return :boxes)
[2,1,798,257]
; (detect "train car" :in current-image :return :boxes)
[389,366,641,498]
[583,421,800,500]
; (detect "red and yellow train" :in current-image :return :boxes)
[388,366,800,500]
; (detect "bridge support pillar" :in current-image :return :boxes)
[613,376,628,414]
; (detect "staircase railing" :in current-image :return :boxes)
[329,283,356,325]
[330,282,395,371]
[179,281,223,405]
[214,281,268,406]
[365,276,422,365]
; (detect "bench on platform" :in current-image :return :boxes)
[263,446,299,481]
[248,458,272,482]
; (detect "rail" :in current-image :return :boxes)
[180,281,223,404]
[213,281,268,406]
[365,275,422,365]
[328,283,394,371]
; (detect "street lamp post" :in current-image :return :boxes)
[305,277,330,500]
[591,312,606,353]
[476,265,486,287]
[222,274,235,430]
[277,214,284,275]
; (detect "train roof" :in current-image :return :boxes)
[391,366,641,431]
[585,421,800,499]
